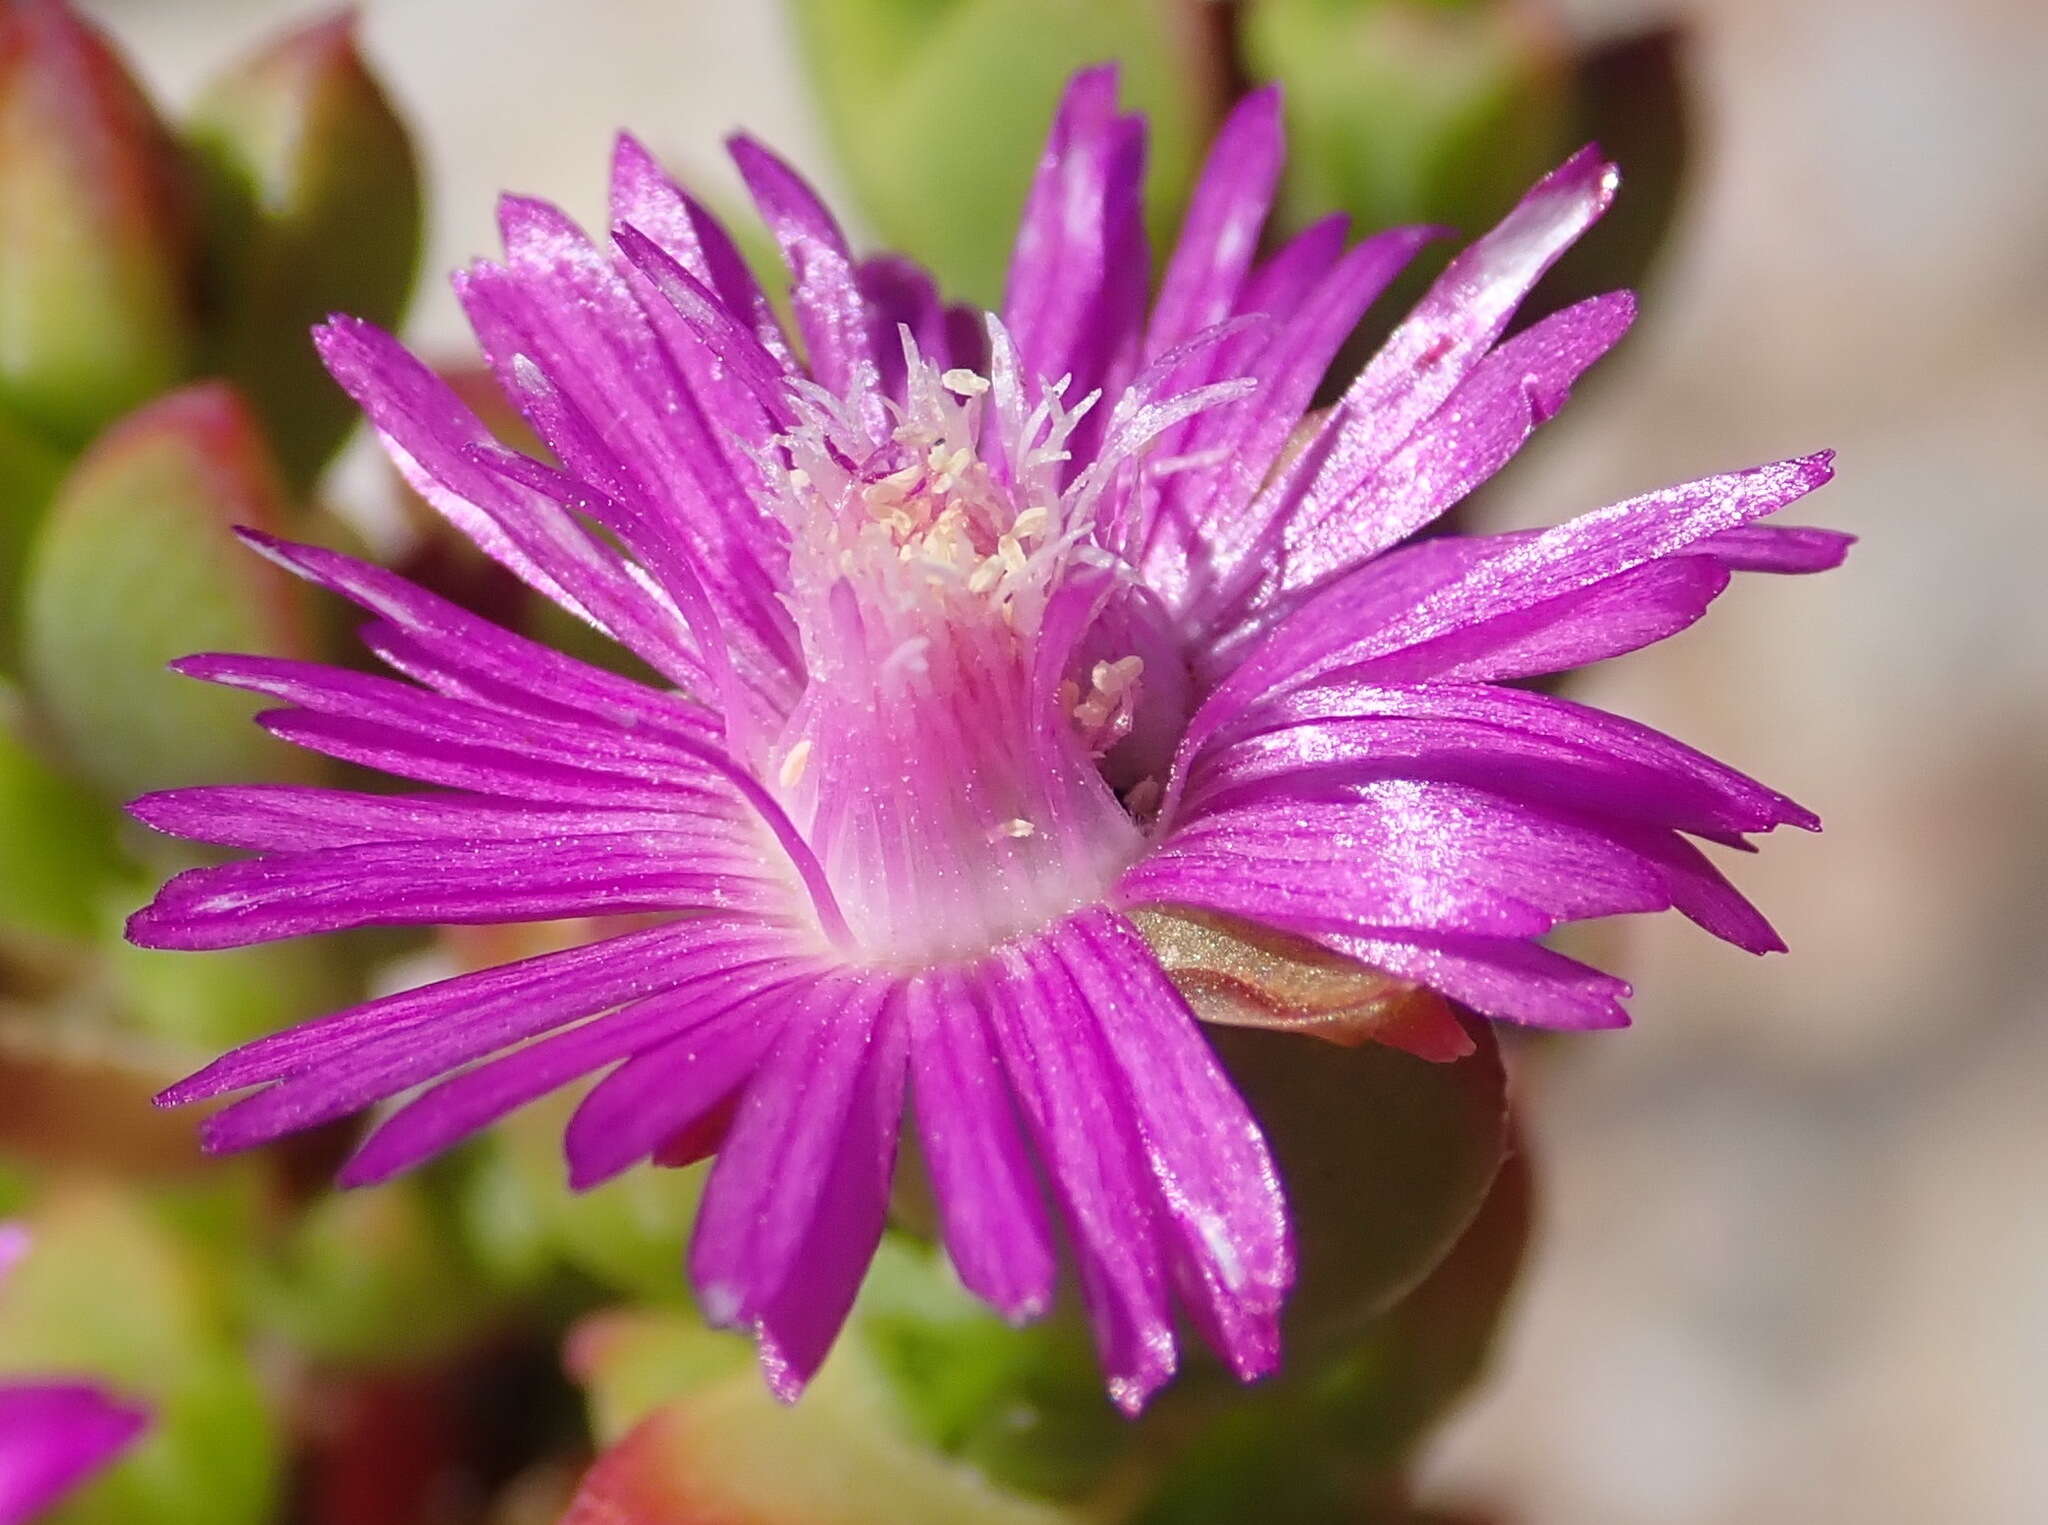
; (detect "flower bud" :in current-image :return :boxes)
[1207,1020,1507,1350]
[18,382,315,802]
[1244,0,1571,238]
[1134,1151,1533,1521]
[789,0,1225,305]
[185,12,423,492]
[0,0,197,449]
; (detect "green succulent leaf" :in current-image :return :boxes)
[184,12,423,493]
[0,1,197,450]
[1134,1150,1533,1523]
[1244,0,1571,239]
[853,1239,1129,1501]
[254,1178,497,1369]
[20,383,315,803]
[789,0,1224,306]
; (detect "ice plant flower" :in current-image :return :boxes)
[0,1226,147,1523]
[127,70,1843,1410]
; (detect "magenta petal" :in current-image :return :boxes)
[193,923,786,1155]
[1266,291,1639,603]
[232,532,719,740]
[1341,554,1732,687]
[610,131,793,367]
[345,953,809,1188]
[127,786,752,857]
[312,319,706,691]
[981,936,1178,1414]
[858,255,954,397]
[1187,680,1813,839]
[1693,522,1856,573]
[728,134,878,407]
[1263,148,1617,538]
[689,979,895,1330]
[1316,928,1634,1031]
[1056,912,1291,1380]
[904,968,1058,1323]
[0,1383,147,1525]
[1002,65,1148,447]
[1191,452,1835,746]
[1144,225,1438,604]
[561,969,807,1189]
[749,993,909,1400]
[130,834,771,950]
[1138,781,1678,939]
[1145,86,1284,362]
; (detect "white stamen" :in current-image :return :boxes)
[994,818,1036,839]
[777,739,813,790]
[1092,656,1144,696]
[942,368,991,396]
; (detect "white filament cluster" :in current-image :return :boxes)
[749,318,1252,963]
[765,322,1112,660]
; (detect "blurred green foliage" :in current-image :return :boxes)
[789,0,1227,307]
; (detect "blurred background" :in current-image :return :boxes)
[15,0,2047,1521]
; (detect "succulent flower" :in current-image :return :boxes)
[127,69,1841,1410]
[0,1225,146,1525]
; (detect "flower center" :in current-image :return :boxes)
[759,332,1145,964]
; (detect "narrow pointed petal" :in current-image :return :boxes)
[1252,149,1618,541]
[1143,226,1438,597]
[345,954,809,1188]
[981,938,1177,1414]
[1002,65,1148,443]
[1693,522,1855,573]
[1315,929,1634,1031]
[689,980,894,1331]
[155,918,761,1105]
[728,134,878,405]
[130,833,771,950]
[195,922,792,1154]
[1182,452,1835,762]
[1057,913,1291,1380]
[905,968,1057,1322]
[749,995,909,1400]
[610,132,792,365]
[1266,291,1639,604]
[1145,86,1285,361]
[232,530,718,739]
[313,317,707,690]
[1185,680,1814,838]
[127,785,752,855]
[563,970,810,1189]
[0,1383,148,1525]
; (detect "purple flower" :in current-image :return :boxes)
[0,1227,146,1523]
[127,69,1841,1410]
